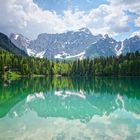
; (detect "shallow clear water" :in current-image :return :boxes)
[0,77,140,140]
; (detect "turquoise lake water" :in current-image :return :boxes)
[0,77,140,140]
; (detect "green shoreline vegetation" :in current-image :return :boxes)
[0,49,140,80]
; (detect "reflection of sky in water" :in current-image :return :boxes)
[0,77,140,140]
[0,90,140,140]
[0,109,140,140]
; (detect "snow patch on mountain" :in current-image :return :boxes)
[55,51,85,60]
[54,52,68,59]
[14,34,19,40]
[26,48,46,58]
[9,28,140,60]
[116,42,124,56]
[36,51,46,58]
[26,48,36,56]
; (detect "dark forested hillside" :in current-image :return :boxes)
[0,49,140,77]
[0,33,27,56]
[0,50,70,76]
[71,51,140,76]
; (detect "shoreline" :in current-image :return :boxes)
[1,72,140,81]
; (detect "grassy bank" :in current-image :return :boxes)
[3,71,22,81]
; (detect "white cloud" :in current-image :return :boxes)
[135,17,140,27]
[87,4,130,36]
[0,0,137,39]
[0,0,65,38]
[131,30,140,37]
[108,0,140,25]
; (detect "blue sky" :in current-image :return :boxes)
[33,0,140,40]
[33,0,107,14]
[0,0,140,40]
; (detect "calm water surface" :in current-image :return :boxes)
[0,77,140,140]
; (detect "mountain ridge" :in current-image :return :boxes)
[0,32,27,56]
[9,28,140,59]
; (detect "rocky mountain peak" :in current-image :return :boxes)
[9,28,140,60]
[78,27,92,35]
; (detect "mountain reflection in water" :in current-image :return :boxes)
[0,77,140,140]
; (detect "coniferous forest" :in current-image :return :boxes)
[0,49,140,78]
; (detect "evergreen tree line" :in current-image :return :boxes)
[71,51,140,76]
[0,49,140,77]
[0,50,70,76]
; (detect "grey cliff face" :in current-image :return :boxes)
[10,28,140,60]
